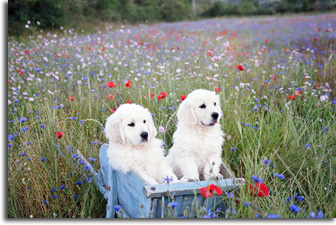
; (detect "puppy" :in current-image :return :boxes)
[105,103,178,185]
[166,89,225,182]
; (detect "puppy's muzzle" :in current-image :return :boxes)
[140,132,148,142]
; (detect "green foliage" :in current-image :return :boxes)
[202,0,335,18]
[8,0,192,35]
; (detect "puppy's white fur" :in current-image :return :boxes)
[166,89,225,182]
[105,103,178,185]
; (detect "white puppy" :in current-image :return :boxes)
[105,103,178,185]
[166,89,225,182]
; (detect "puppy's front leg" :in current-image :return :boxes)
[203,158,223,181]
[178,159,200,182]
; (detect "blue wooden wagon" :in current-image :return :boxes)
[87,144,245,218]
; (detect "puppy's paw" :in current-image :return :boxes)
[180,177,200,183]
[214,174,224,180]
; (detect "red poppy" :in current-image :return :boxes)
[207,52,212,57]
[247,182,269,197]
[286,95,295,100]
[326,28,330,32]
[149,92,154,98]
[316,84,321,88]
[313,37,317,41]
[318,28,321,32]
[125,80,131,88]
[209,184,223,195]
[200,186,213,198]
[158,91,168,100]
[106,81,116,88]
[70,96,74,101]
[24,50,30,54]
[215,87,221,93]
[297,90,302,95]
[180,94,186,101]
[265,38,269,43]
[74,110,77,114]
[56,132,63,139]
[106,94,114,100]
[126,100,131,104]
[177,46,180,50]
[273,75,276,81]
[237,65,244,71]
[8,80,10,84]
[200,184,223,198]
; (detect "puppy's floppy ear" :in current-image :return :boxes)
[104,114,125,144]
[146,109,157,141]
[177,100,197,126]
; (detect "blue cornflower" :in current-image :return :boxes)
[162,175,174,183]
[36,68,41,72]
[230,147,236,151]
[21,152,27,156]
[254,98,258,102]
[41,156,46,162]
[278,174,285,179]
[84,165,90,171]
[261,158,271,165]
[268,213,280,218]
[73,194,78,199]
[226,192,234,199]
[90,140,98,144]
[169,202,178,209]
[306,143,311,149]
[114,204,122,212]
[274,173,278,178]
[41,200,49,206]
[52,187,55,192]
[60,185,65,190]
[76,181,82,186]
[290,204,301,213]
[41,124,45,129]
[251,175,258,182]
[51,195,58,200]
[37,116,40,119]
[245,122,251,127]
[244,202,251,207]
[87,177,93,183]
[88,157,97,162]
[286,197,291,203]
[307,211,323,218]
[26,142,31,146]
[8,144,12,147]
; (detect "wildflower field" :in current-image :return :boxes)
[7,13,336,218]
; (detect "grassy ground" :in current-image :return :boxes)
[7,13,336,218]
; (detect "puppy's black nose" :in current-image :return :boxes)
[140,132,148,141]
[211,112,219,119]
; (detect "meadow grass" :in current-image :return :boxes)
[7,13,336,218]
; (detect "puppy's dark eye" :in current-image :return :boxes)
[199,104,206,109]
[214,102,216,106]
[128,122,135,127]
[143,120,146,124]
